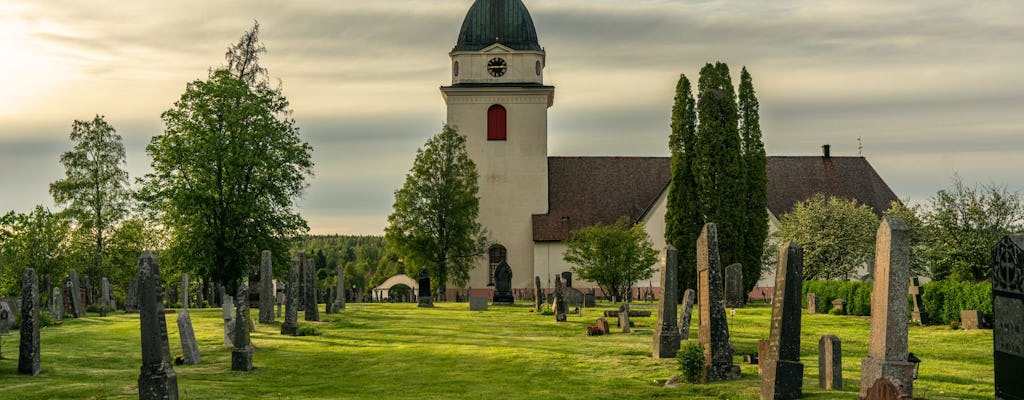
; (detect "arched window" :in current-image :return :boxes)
[488,245,507,286]
[487,105,507,141]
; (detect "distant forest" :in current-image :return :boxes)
[288,235,402,293]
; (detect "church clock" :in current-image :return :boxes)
[487,58,508,77]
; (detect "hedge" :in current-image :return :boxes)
[920,280,992,325]
[801,280,873,316]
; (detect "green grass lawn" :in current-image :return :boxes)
[0,301,994,399]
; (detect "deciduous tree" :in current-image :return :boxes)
[564,217,658,302]
[775,194,879,280]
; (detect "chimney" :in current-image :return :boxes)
[822,144,831,159]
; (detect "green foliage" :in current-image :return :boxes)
[920,280,992,325]
[289,235,399,295]
[776,194,879,280]
[883,201,930,277]
[385,125,487,298]
[801,280,873,316]
[138,26,313,293]
[828,306,844,316]
[13,311,56,328]
[563,217,658,302]
[676,341,706,383]
[738,67,769,295]
[0,207,72,296]
[665,74,700,294]
[296,325,321,336]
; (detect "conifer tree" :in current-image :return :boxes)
[664,75,700,292]
[738,67,768,295]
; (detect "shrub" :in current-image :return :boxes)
[173,355,185,366]
[949,319,961,330]
[296,325,321,336]
[540,303,553,316]
[921,280,992,325]
[828,307,844,316]
[801,280,872,316]
[676,341,706,383]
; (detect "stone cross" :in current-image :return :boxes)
[126,278,140,313]
[137,252,179,399]
[760,242,805,400]
[51,287,63,321]
[232,283,254,371]
[303,256,320,321]
[618,303,631,333]
[177,309,200,365]
[18,268,41,376]
[553,275,567,322]
[180,273,189,309]
[724,263,744,308]
[534,276,543,312]
[818,335,842,390]
[992,234,1024,400]
[222,295,235,346]
[259,250,275,324]
[417,268,433,308]
[653,246,681,358]
[678,288,695,340]
[100,277,110,317]
[68,269,85,318]
[806,292,818,314]
[909,277,927,325]
[860,218,915,398]
[281,256,300,335]
[334,265,346,311]
[696,223,740,381]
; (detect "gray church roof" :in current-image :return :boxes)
[454,0,542,52]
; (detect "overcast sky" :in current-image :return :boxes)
[1,0,1021,234]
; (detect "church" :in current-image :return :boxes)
[441,0,899,299]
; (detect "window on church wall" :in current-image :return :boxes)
[487,104,507,141]
[488,245,507,286]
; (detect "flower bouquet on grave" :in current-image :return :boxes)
[586,325,604,336]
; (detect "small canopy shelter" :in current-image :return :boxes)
[372,274,418,300]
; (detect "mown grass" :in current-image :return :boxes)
[0,301,993,399]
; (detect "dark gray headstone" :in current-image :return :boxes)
[961,310,981,330]
[417,268,433,308]
[18,268,41,376]
[534,276,543,312]
[177,309,200,365]
[137,253,179,399]
[724,263,744,308]
[0,301,14,335]
[561,271,572,288]
[807,292,819,314]
[303,257,319,321]
[992,234,1024,400]
[584,290,596,308]
[281,256,301,335]
[553,276,567,322]
[126,279,140,313]
[492,261,514,304]
[818,335,842,390]
[618,302,630,333]
[860,218,915,398]
[68,270,85,318]
[259,250,275,324]
[761,242,804,400]
[696,223,741,381]
[679,288,695,340]
[654,246,681,358]
[296,252,305,312]
[469,296,488,311]
[232,283,254,371]
[909,277,927,325]
[180,273,189,309]
[334,265,346,311]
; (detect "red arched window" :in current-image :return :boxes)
[487,105,507,141]
[488,245,507,285]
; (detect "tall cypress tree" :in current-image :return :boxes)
[665,75,700,293]
[738,67,768,297]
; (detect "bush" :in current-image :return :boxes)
[13,311,57,328]
[801,280,872,316]
[676,341,706,383]
[540,303,553,316]
[921,280,992,325]
[296,325,320,336]
[828,307,844,316]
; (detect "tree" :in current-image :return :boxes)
[0,206,72,296]
[664,74,701,296]
[923,176,1024,282]
[49,115,131,278]
[563,217,658,302]
[738,67,769,295]
[385,125,487,299]
[882,200,929,277]
[138,24,313,292]
[775,194,879,280]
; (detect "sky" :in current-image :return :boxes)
[1,0,1022,235]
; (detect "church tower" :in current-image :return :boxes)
[441,0,553,291]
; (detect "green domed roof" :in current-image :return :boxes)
[454,0,542,52]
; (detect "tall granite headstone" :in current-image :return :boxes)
[19,268,41,376]
[232,283,254,371]
[259,250,275,324]
[68,269,85,318]
[281,256,300,335]
[553,276,567,322]
[179,273,188,309]
[492,261,514,305]
[860,218,915,398]
[654,246,681,358]
[334,265,346,311]
[137,252,179,400]
[760,243,804,400]
[725,263,744,308]
[807,292,819,314]
[100,277,111,317]
[126,278,140,313]
[910,277,927,325]
[534,276,543,312]
[296,252,305,312]
[177,309,200,365]
[417,268,433,308]
[818,335,842,390]
[992,234,1024,400]
[222,295,235,345]
[561,271,572,288]
[303,257,319,321]
[696,223,741,381]
[679,288,696,340]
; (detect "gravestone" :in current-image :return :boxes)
[100,277,111,317]
[469,296,488,311]
[807,293,818,314]
[276,292,284,318]
[296,252,305,312]
[584,290,596,308]
[85,275,92,306]
[325,287,335,314]
[281,256,300,335]
[561,271,572,288]
[679,288,696,340]
[492,261,514,305]
[177,309,200,365]
[831,299,847,314]
[992,234,1024,400]
[725,263,744,308]
[757,339,770,376]
[19,268,41,376]
[909,277,927,325]
[961,310,981,330]
[818,335,842,390]
[534,276,543,312]
[51,287,63,321]
[303,257,320,321]
[0,301,14,335]
[137,253,179,399]
[232,283,254,371]
[653,246,681,358]
[595,317,610,335]
[222,295,235,345]
[126,279,139,313]
[42,274,50,308]
[553,276,567,322]
[68,269,85,318]
[180,273,189,309]
[761,242,805,400]
[335,265,346,311]
[259,250,275,324]
[863,377,909,400]
[417,268,433,308]
[618,303,631,333]
[696,223,741,381]
[860,218,915,398]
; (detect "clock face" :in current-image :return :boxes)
[487,58,508,77]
